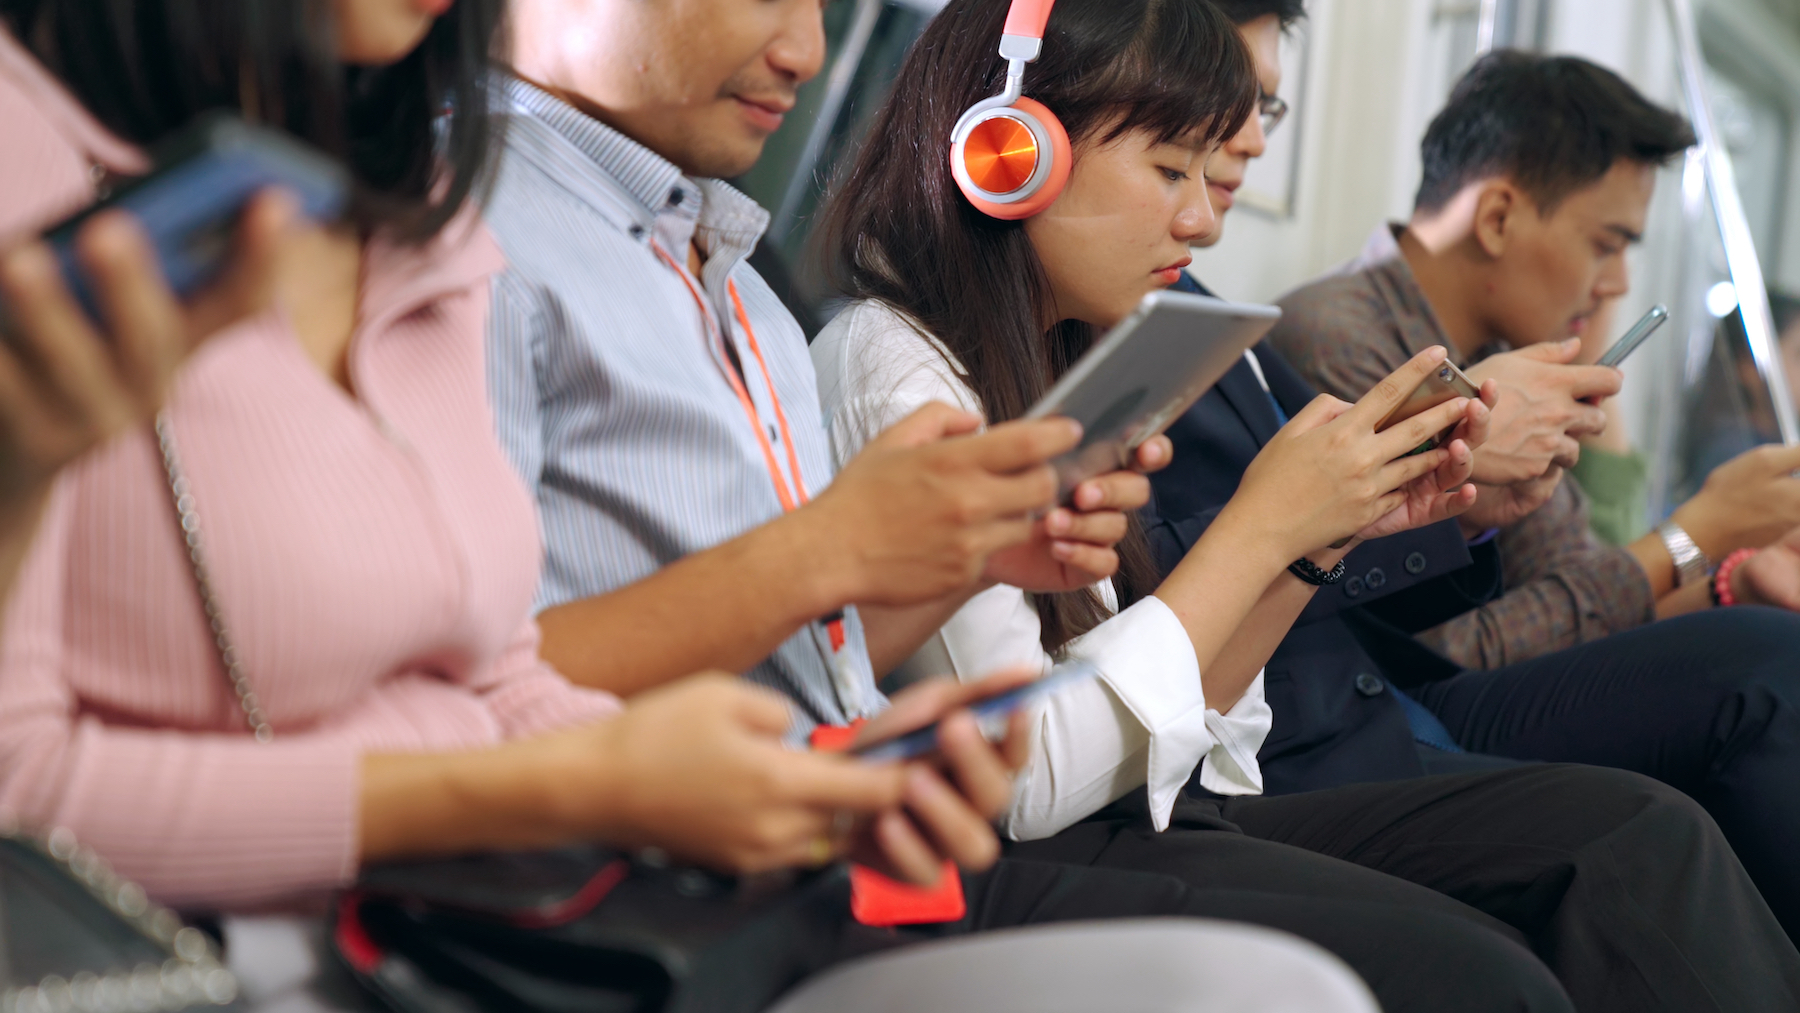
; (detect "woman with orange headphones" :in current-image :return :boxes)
[809,1,1800,1010]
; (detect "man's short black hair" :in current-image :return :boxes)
[1209,0,1306,29]
[1415,51,1696,215]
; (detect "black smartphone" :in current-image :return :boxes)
[33,113,350,323]
[849,661,1100,763]
[1596,305,1670,369]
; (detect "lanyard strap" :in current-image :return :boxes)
[650,240,853,666]
[651,242,809,512]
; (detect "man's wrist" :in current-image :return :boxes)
[1656,520,1712,589]
[767,503,867,618]
[1669,499,1727,561]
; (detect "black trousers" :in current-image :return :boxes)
[1000,763,1800,1013]
[1416,606,1800,939]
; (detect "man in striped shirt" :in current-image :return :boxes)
[485,2,1158,733]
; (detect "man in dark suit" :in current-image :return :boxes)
[1149,293,1513,792]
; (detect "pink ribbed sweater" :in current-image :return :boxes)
[0,29,622,909]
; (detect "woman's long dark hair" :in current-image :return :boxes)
[1,0,504,242]
[821,0,1258,654]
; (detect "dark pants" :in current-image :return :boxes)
[1004,764,1800,1013]
[1415,606,1800,939]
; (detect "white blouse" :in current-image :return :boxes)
[811,300,1272,841]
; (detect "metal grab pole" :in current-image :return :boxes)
[1475,0,1501,54]
[1662,0,1800,445]
[769,0,886,244]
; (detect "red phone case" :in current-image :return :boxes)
[810,723,967,926]
[849,862,966,926]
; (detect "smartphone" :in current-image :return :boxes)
[849,660,1101,764]
[1376,360,1481,455]
[1596,305,1670,369]
[36,113,350,322]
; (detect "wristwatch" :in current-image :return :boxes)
[1657,522,1711,588]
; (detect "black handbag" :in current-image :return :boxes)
[329,848,871,1013]
[0,824,242,1013]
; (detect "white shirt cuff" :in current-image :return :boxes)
[1065,596,1215,832]
[1196,670,1271,796]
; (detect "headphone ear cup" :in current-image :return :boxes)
[953,97,1072,220]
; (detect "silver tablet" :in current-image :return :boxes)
[1025,289,1282,499]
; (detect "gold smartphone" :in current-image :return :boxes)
[1377,361,1480,455]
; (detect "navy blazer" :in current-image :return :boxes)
[1147,276,1503,794]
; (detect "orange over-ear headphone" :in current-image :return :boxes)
[950,0,1070,220]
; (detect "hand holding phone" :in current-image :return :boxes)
[36,114,348,323]
[1375,360,1483,456]
[849,661,1098,763]
[1596,305,1669,369]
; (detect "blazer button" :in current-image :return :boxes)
[1365,567,1387,590]
[1405,552,1428,575]
[1355,672,1386,697]
[1343,576,1366,598]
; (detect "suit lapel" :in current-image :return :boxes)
[1215,358,1284,446]
[1170,272,1284,446]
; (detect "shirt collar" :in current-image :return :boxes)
[1358,222,1509,367]
[501,77,770,261]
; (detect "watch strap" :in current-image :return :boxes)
[1657,522,1711,589]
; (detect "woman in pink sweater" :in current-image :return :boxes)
[0,0,1011,912]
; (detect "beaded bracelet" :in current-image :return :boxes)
[1288,556,1348,586]
[1711,548,1757,608]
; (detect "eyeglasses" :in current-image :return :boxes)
[1259,93,1289,137]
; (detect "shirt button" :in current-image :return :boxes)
[670,188,685,206]
[1355,672,1386,697]
[1404,552,1428,575]
[629,224,647,240]
[1343,576,1366,599]
[1365,567,1387,590]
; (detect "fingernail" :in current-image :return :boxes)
[1051,541,1075,560]
[1046,509,1071,534]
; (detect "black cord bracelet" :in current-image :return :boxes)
[1288,556,1348,586]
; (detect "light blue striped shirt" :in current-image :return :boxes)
[484,78,880,728]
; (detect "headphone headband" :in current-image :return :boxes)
[1000,0,1056,58]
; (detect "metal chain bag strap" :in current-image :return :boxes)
[0,413,244,1013]
[154,412,272,742]
[0,819,240,1013]
[150,413,869,1013]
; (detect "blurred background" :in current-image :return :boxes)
[734,0,1800,530]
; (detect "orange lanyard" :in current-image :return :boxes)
[652,241,849,654]
[652,243,811,510]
